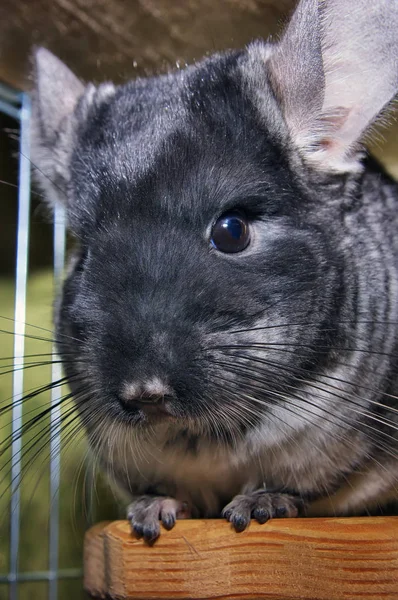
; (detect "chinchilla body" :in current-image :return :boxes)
[31,0,398,539]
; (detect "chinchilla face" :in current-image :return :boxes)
[35,51,345,444]
[31,0,398,462]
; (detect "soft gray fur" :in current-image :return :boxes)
[31,0,398,542]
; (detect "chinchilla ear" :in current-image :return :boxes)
[33,47,85,144]
[267,0,398,172]
[31,48,95,208]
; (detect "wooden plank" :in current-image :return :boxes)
[0,0,292,91]
[84,521,111,598]
[84,517,398,599]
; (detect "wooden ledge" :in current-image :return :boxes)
[84,517,398,599]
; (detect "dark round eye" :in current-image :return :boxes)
[210,211,250,253]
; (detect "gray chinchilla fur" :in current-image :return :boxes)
[31,0,398,542]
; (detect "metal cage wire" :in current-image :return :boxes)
[0,83,83,600]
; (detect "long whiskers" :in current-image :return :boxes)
[213,349,398,425]
[210,356,398,462]
[213,366,398,491]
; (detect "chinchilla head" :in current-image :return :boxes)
[31,0,398,449]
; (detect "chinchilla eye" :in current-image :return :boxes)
[210,211,250,253]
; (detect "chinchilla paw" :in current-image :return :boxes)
[127,496,190,543]
[222,490,303,532]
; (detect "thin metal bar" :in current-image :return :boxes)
[0,82,22,106]
[9,92,31,600]
[0,99,20,121]
[48,205,66,600]
[0,569,82,584]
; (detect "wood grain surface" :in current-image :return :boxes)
[84,517,398,599]
[0,0,293,90]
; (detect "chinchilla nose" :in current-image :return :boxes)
[119,378,174,413]
[135,392,163,404]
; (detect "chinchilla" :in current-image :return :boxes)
[30,0,398,542]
